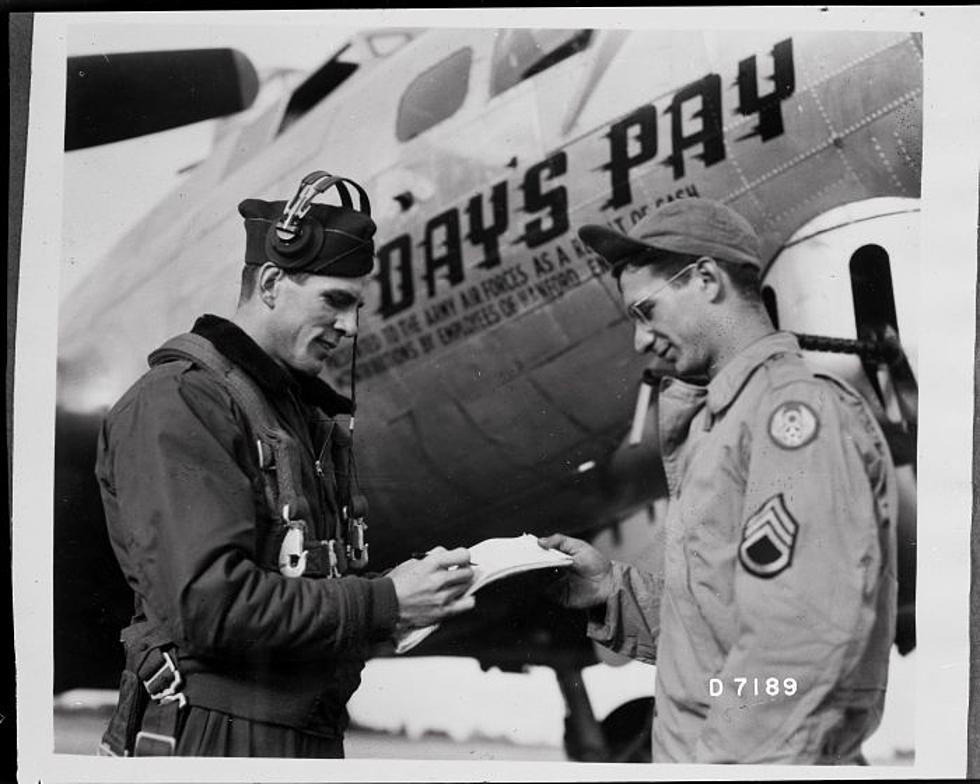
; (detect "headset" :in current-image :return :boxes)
[265,171,373,269]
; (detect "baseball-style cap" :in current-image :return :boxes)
[578,198,761,271]
[239,194,376,278]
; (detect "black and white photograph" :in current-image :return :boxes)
[10,6,979,781]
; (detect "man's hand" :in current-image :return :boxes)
[388,546,475,630]
[538,534,615,609]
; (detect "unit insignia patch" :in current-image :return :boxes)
[768,400,819,449]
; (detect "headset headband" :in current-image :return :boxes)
[263,171,374,267]
[274,171,372,243]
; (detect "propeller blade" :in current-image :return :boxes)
[65,48,259,150]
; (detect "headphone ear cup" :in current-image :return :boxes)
[265,220,324,268]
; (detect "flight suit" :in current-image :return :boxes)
[96,314,399,756]
[588,331,898,763]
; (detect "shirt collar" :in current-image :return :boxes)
[191,314,353,416]
[705,331,802,415]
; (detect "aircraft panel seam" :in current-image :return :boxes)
[762,175,853,229]
[869,134,909,196]
[385,408,484,497]
[723,142,840,202]
[719,35,913,136]
[892,131,920,175]
[796,34,917,99]
[525,321,632,372]
[776,208,920,253]
[726,148,753,194]
[908,32,924,65]
[446,396,555,480]
[725,154,771,225]
[523,374,593,437]
[724,88,922,203]
[836,88,923,139]
[807,82,863,190]
[551,34,912,149]
[449,396,514,453]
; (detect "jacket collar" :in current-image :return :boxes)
[705,331,801,415]
[191,314,353,416]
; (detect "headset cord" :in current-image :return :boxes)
[348,327,362,505]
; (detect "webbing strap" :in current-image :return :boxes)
[133,699,185,756]
[150,334,278,436]
[149,334,306,518]
[150,333,326,574]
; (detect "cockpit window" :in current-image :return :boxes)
[278,46,359,136]
[366,31,415,58]
[277,31,420,138]
[490,29,593,98]
[396,48,472,142]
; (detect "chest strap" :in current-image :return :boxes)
[149,332,333,578]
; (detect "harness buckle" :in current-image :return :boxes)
[143,650,183,702]
[346,517,370,569]
[327,539,341,578]
[134,649,187,756]
[279,505,309,578]
[159,691,188,709]
[133,730,176,756]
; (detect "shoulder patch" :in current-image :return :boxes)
[768,400,819,449]
[738,494,798,579]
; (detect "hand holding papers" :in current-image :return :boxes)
[394,534,573,654]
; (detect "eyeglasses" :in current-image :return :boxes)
[626,262,698,327]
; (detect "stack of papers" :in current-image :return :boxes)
[394,534,573,654]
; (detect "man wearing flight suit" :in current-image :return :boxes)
[541,198,898,764]
[96,173,475,757]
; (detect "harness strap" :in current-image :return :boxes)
[99,618,187,757]
[149,333,339,577]
[134,698,186,756]
[150,333,307,519]
[149,333,280,444]
[132,646,187,756]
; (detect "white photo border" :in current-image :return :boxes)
[13,5,979,782]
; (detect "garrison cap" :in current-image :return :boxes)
[239,172,377,277]
[579,198,761,272]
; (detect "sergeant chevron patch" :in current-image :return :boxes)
[738,494,798,579]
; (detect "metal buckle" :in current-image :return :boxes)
[133,730,177,756]
[346,517,369,568]
[255,438,274,469]
[159,691,187,709]
[327,538,341,579]
[143,651,183,701]
[97,740,125,757]
[279,507,309,578]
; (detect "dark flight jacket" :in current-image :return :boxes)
[95,315,399,738]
